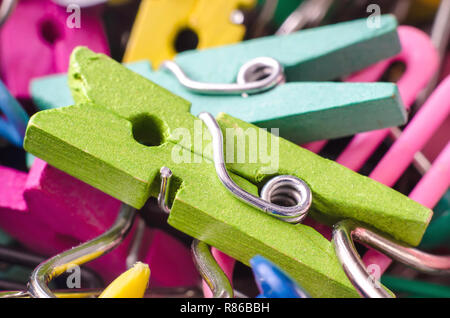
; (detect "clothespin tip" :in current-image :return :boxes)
[250,255,310,298]
[99,262,150,298]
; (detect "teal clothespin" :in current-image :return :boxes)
[420,190,450,250]
[31,15,406,144]
[381,274,450,298]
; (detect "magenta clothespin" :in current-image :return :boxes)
[0,160,198,284]
[25,159,198,285]
[0,0,109,99]
[0,166,71,255]
[145,229,200,287]
[0,162,135,282]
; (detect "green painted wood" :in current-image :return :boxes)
[24,48,432,296]
[30,15,405,144]
[30,61,154,111]
[25,48,359,298]
[26,47,431,245]
[216,113,432,247]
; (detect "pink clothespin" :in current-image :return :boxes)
[442,51,450,80]
[0,160,198,285]
[304,26,446,275]
[0,0,109,99]
[303,26,439,155]
[363,75,450,272]
[202,26,441,296]
[0,165,71,255]
[421,50,450,162]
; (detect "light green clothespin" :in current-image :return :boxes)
[24,48,432,298]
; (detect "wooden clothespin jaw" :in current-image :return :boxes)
[24,47,432,298]
[123,0,256,69]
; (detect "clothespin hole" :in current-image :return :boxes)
[131,114,167,147]
[39,19,63,46]
[174,27,199,53]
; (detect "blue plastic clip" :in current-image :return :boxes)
[250,255,310,298]
[0,80,29,147]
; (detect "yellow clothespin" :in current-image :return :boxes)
[123,0,256,69]
[99,262,150,298]
[108,0,131,5]
[408,0,441,22]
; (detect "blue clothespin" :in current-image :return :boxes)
[250,255,310,298]
[0,80,29,147]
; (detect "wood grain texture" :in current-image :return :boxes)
[31,62,153,110]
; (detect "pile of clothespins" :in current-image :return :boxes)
[0,0,448,299]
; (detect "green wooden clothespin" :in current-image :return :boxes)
[31,15,406,144]
[24,48,431,298]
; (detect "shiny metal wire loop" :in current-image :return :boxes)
[27,204,136,298]
[161,57,285,95]
[191,240,234,298]
[51,0,107,8]
[260,175,311,210]
[158,166,173,214]
[199,112,311,223]
[332,220,450,298]
[0,0,16,28]
[158,179,237,298]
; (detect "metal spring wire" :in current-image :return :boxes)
[332,220,450,298]
[0,0,16,28]
[161,56,285,96]
[27,204,136,298]
[198,112,312,224]
[157,171,239,298]
[191,240,234,298]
